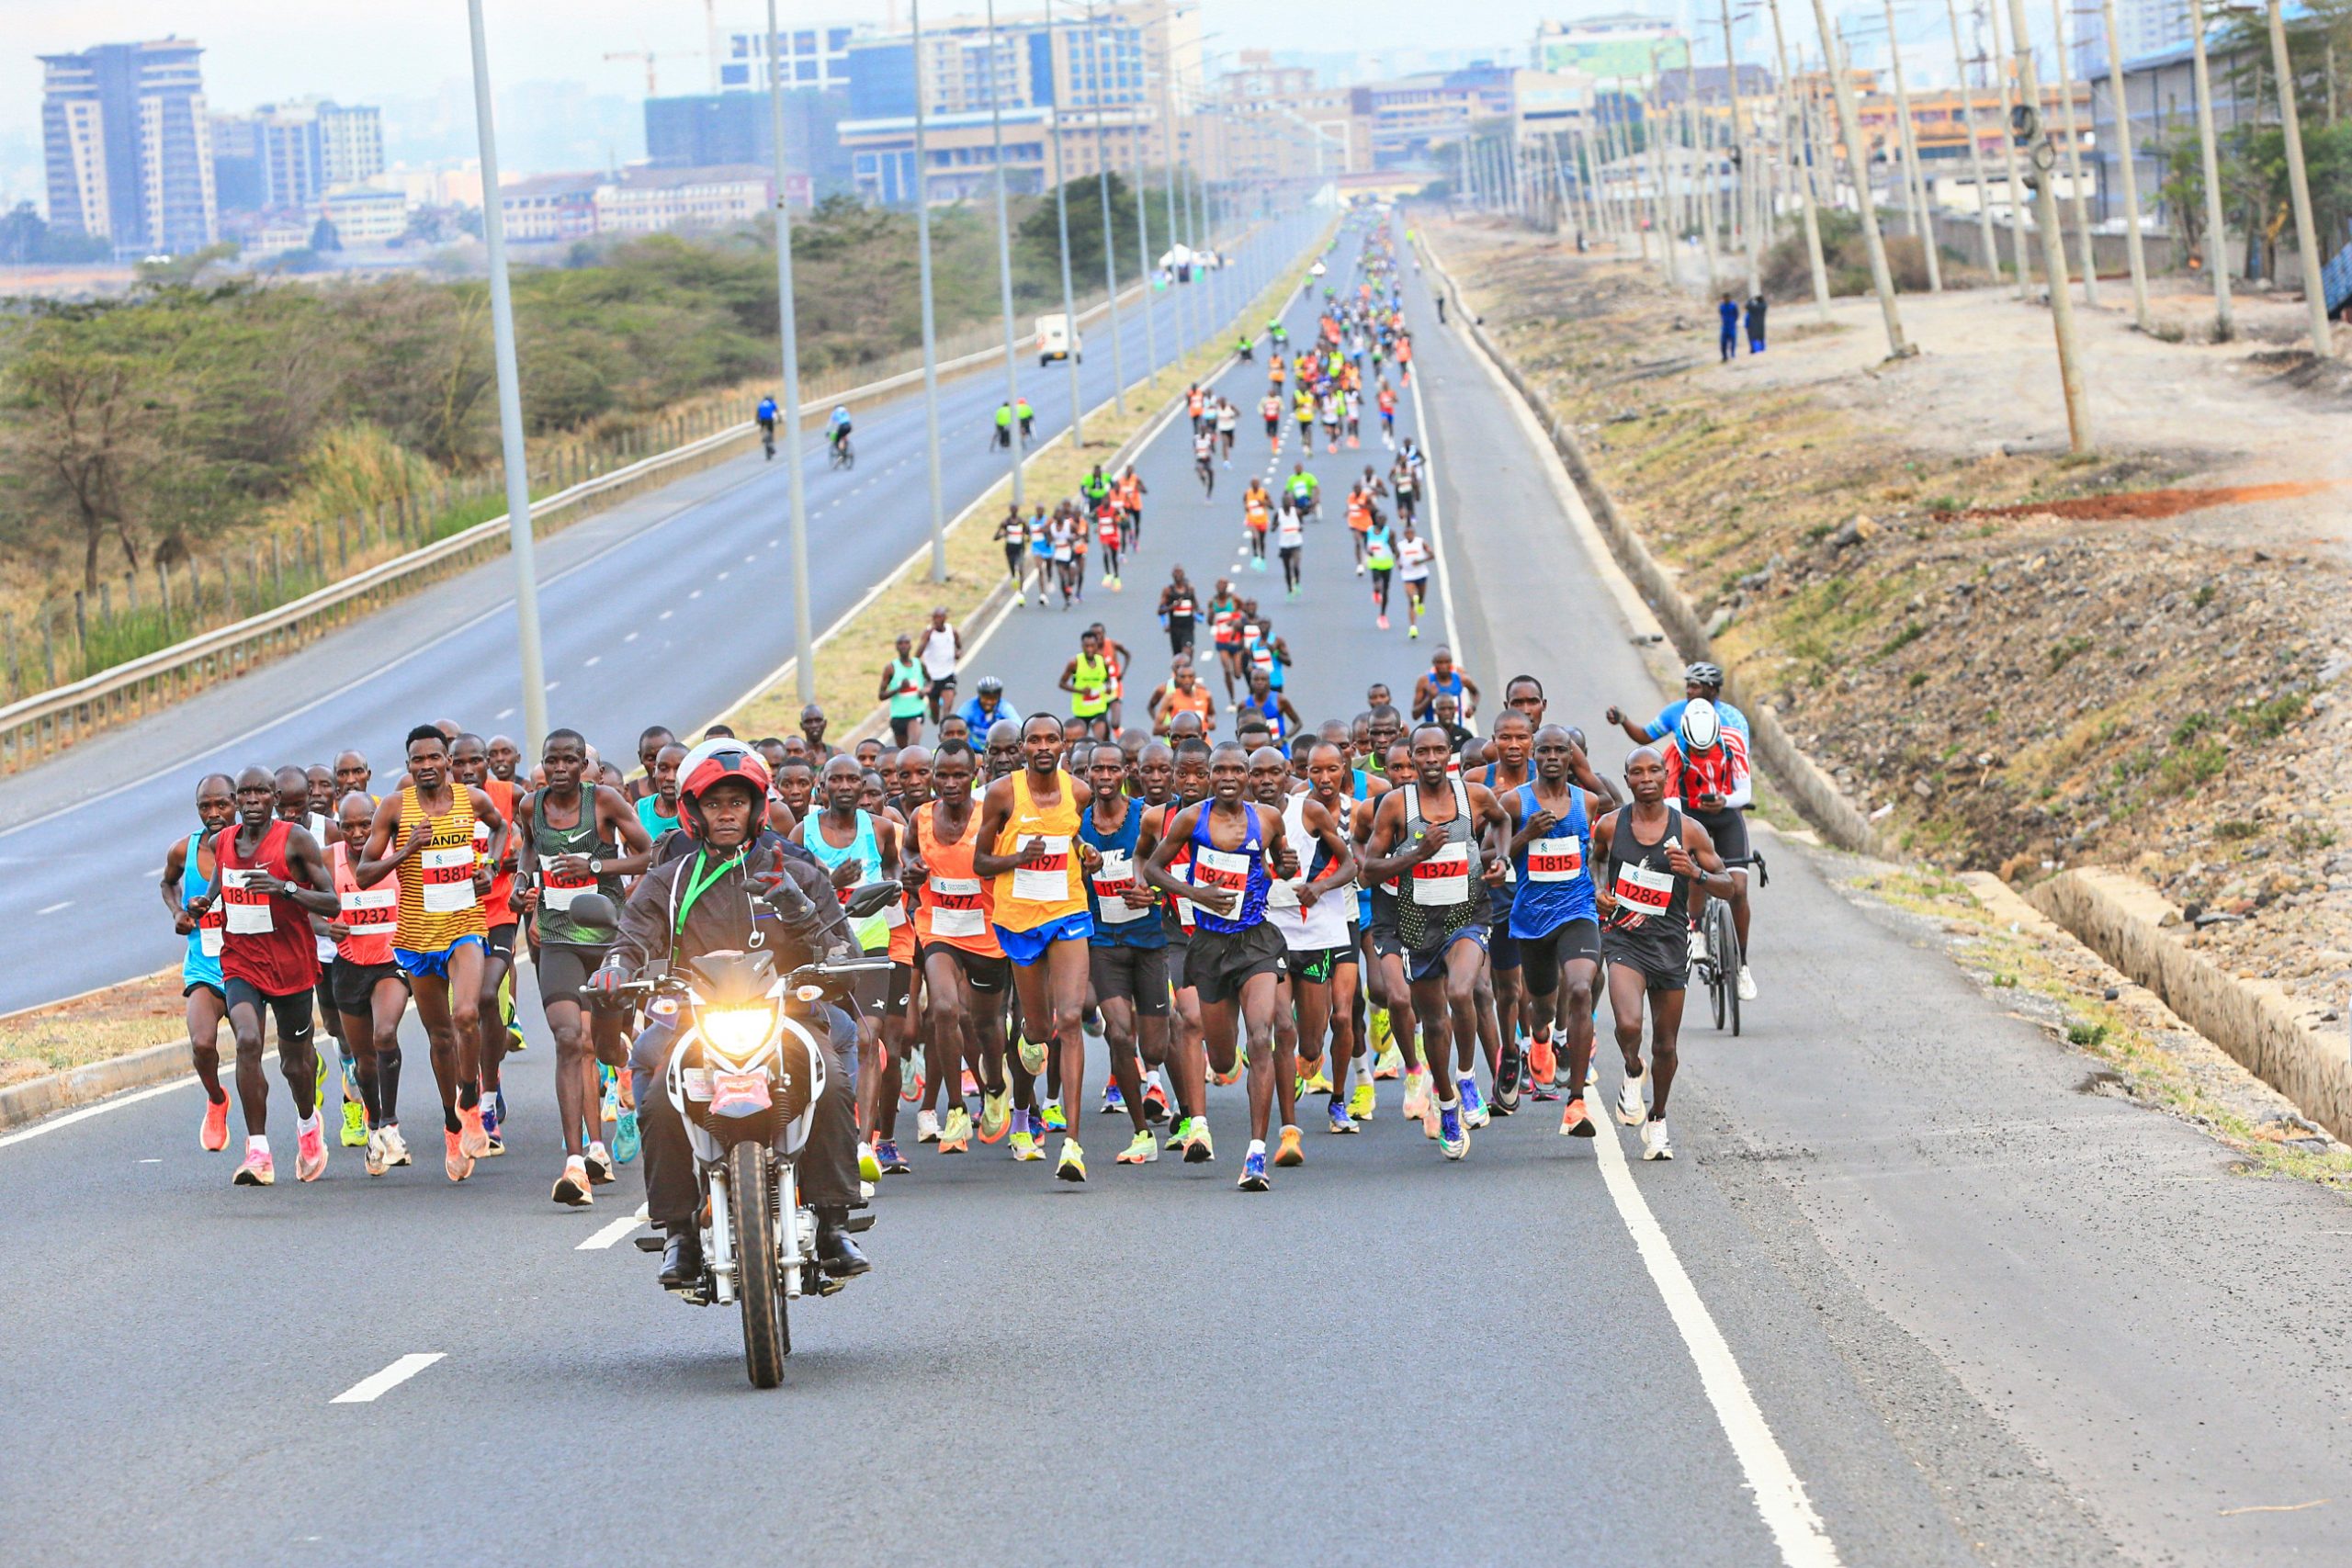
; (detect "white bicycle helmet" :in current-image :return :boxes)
[1678,698,1722,754]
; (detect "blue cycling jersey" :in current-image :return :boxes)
[1645,696,1749,743]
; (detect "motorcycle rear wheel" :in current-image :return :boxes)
[729,1141,789,1387]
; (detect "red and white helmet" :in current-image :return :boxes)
[675,739,772,840]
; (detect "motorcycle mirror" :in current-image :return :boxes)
[567,892,619,931]
[842,881,902,919]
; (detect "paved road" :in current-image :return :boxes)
[0,209,1319,1013]
[6,217,2352,1568]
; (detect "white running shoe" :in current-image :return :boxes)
[1736,964,1758,1001]
[1687,928,1707,966]
[1616,1073,1646,1127]
[916,1109,942,1145]
[1640,1119,1675,1161]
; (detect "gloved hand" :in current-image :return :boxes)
[587,962,628,1010]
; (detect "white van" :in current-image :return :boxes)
[1035,313,1082,366]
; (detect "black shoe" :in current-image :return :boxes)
[658,1224,703,1289]
[1493,1043,1523,1114]
[816,1216,871,1279]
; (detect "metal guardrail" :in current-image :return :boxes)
[0,274,1164,775]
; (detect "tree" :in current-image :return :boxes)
[1013,174,1142,294]
[311,217,343,253]
[0,311,168,591]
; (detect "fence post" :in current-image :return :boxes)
[99,581,113,626]
[159,561,173,638]
[42,606,58,687]
[187,558,201,623]
[247,547,259,611]
[311,519,325,583]
[126,569,137,615]
[222,555,237,620]
[73,591,87,666]
[3,613,17,700]
[272,534,285,599]
[335,513,349,573]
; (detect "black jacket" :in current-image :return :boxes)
[612,830,849,979]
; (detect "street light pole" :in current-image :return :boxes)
[2046,0,2100,305]
[1879,0,1944,291]
[1985,0,2036,297]
[985,0,1025,507]
[2098,0,2153,329]
[465,0,548,755]
[1943,0,2007,283]
[1767,0,1835,320]
[1085,1,1127,413]
[1131,83,1158,376]
[1045,0,1085,446]
[2187,0,2235,339]
[763,0,814,700]
[911,0,946,581]
[2001,0,2093,450]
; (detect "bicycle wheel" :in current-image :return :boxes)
[1711,899,1741,1037]
[1706,911,1726,1031]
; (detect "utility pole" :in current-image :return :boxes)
[1880,0,1944,290]
[763,0,814,699]
[2188,0,2234,338]
[465,0,548,753]
[2266,0,2335,354]
[1682,67,1720,296]
[1647,76,1681,285]
[2097,0,2152,329]
[2046,0,2100,305]
[1944,0,2006,282]
[984,0,1025,506]
[1130,85,1158,375]
[1085,2,1126,412]
[911,0,946,580]
[1720,0,1760,292]
[1810,0,1914,355]
[1985,0,2036,298]
[2002,0,2093,449]
[1044,0,1085,446]
[1768,0,1835,320]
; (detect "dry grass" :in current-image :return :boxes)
[0,968,187,1087]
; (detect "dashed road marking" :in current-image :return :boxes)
[577,1203,652,1251]
[330,1352,446,1404]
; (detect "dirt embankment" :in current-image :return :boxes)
[1439,226,2349,1020]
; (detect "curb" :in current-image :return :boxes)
[0,1038,191,1135]
[2025,867,2352,1145]
[1414,228,1883,857]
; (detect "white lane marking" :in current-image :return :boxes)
[143,865,164,878]
[330,1352,446,1404]
[658,610,673,620]
[582,656,601,668]
[623,631,639,644]
[0,1074,200,1151]
[687,590,702,600]
[37,900,72,915]
[577,1202,652,1250]
[495,707,514,720]
[1589,1118,1843,1565]
[138,1157,160,1164]
[716,570,729,581]
[1409,258,1839,1565]
[743,554,757,565]
[544,681,560,693]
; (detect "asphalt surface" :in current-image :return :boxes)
[6,217,2352,1568]
[0,209,1319,1012]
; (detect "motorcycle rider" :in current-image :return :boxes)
[589,739,871,1289]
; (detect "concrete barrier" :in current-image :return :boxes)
[2027,868,2352,1145]
[0,1039,190,1134]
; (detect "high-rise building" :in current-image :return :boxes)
[1531,14,1688,85]
[40,39,218,258]
[211,99,387,214]
[642,88,851,190]
[724,22,868,92]
[2073,0,2195,77]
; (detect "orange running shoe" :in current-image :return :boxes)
[444,1128,476,1182]
[295,1120,329,1182]
[458,1104,491,1160]
[200,1093,231,1152]
[1273,1126,1305,1168]
[1530,1033,1556,1089]
[232,1146,275,1186]
[1558,1098,1597,1138]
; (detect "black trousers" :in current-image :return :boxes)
[629,1005,862,1227]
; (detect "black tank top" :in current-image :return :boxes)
[1603,806,1689,935]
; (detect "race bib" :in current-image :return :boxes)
[1190,844,1252,905]
[1090,849,1150,924]
[421,843,479,915]
[340,886,398,929]
[1527,835,1585,883]
[928,874,987,939]
[222,868,275,935]
[198,923,225,957]
[1410,841,1469,906]
[1011,836,1071,904]
[1612,860,1676,915]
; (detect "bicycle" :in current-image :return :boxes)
[760,423,776,461]
[1699,848,1766,1036]
[828,433,854,471]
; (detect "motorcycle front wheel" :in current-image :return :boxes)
[728,1141,789,1387]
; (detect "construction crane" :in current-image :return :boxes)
[605,51,661,97]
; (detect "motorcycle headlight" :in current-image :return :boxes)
[698,1004,775,1066]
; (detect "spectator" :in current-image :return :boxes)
[1717,294,1739,363]
[1745,294,1769,355]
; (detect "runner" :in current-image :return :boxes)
[1193,423,1216,498]
[904,740,1009,1156]
[322,788,412,1174]
[1263,740,1362,1137]
[451,735,518,1156]
[1363,508,1399,630]
[1059,626,1115,742]
[214,765,339,1186]
[635,742,687,842]
[1093,493,1125,591]
[791,755,904,1190]
[1157,567,1198,660]
[919,607,963,724]
[971,714,1102,1181]
[1142,742,1296,1191]
[164,773,236,1153]
[1077,745,1170,1167]
[1275,495,1306,597]
[1216,396,1238,463]
[1508,725,1610,1135]
[994,506,1032,604]
[1412,647,1481,724]
[1260,388,1283,449]
[1241,479,1272,574]
[1238,668,1301,743]
[1591,746,1738,1160]
[1115,465,1146,550]
[879,633,929,747]
[1136,738,1215,1159]
[354,726,507,1183]
[1148,656,1217,737]
[1395,521,1433,638]
[1207,579,1247,705]
[1357,726,1511,1159]
[513,729,654,1204]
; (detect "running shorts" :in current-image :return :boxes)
[333,958,409,1015]
[921,942,1009,995]
[1287,945,1354,985]
[394,934,485,981]
[183,979,225,1002]
[485,922,518,962]
[1184,921,1288,1006]
[1406,925,1487,984]
[1601,926,1690,992]
[994,910,1094,966]
[884,960,915,1020]
[1689,805,1751,868]
[222,978,315,1045]
[1517,919,1602,995]
[536,941,613,1010]
[1089,943,1170,1019]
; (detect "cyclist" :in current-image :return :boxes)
[1658,698,1756,1002]
[756,395,779,458]
[1608,660,1752,750]
[827,404,853,463]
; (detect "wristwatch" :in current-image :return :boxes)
[587,858,604,877]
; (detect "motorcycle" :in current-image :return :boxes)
[569,881,899,1389]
